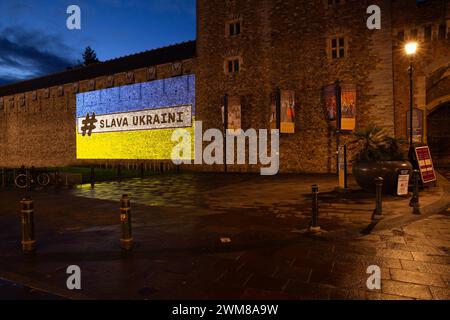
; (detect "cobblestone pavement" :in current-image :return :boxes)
[0,173,448,300]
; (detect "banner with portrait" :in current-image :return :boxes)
[222,96,242,133]
[228,96,242,131]
[324,83,356,131]
[280,90,295,133]
[324,85,337,122]
[340,84,357,131]
[270,90,295,133]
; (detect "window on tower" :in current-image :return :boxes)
[226,20,242,37]
[225,57,241,74]
[330,37,346,59]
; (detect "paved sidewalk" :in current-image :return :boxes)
[0,173,448,300]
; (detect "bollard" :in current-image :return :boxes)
[410,169,421,215]
[20,197,36,253]
[309,185,321,233]
[90,166,95,188]
[372,177,384,220]
[120,194,133,251]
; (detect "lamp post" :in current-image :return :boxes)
[405,42,418,162]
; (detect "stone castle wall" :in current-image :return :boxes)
[196,0,397,173]
[0,60,195,168]
[0,0,449,172]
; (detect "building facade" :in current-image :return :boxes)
[0,0,449,173]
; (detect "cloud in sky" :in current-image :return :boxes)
[0,26,78,85]
[0,0,196,86]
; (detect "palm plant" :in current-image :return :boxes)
[349,124,406,161]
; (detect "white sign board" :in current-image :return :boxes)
[397,173,410,196]
[77,105,192,135]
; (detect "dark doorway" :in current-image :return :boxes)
[427,103,450,176]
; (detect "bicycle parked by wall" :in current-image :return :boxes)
[14,167,51,189]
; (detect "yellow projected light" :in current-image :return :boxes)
[76,125,195,160]
[75,75,196,160]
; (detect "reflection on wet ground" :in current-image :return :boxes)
[68,172,413,216]
[68,173,368,214]
[0,173,448,299]
[70,173,254,209]
[66,172,446,234]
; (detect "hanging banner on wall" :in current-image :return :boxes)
[324,83,356,131]
[228,96,242,131]
[269,90,295,133]
[324,84,337,122]
[340,84,357,131]
[415,146,437,183]
[280,90,296,134]
[406,108,424,144]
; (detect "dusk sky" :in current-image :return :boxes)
[0,0,196,85]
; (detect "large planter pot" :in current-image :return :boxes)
[352,160,413,195]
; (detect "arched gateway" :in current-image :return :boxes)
[426,64,450,177]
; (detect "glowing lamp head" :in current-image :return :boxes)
[405,42,418,56]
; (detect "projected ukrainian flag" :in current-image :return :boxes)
[76,74,195,160]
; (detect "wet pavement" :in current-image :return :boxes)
[0,173,448,300]
[0,279,63,300]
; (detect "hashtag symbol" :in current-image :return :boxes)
[81,113,98,137]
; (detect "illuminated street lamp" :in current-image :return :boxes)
[405,41,418,161]
[405,42,418,56]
